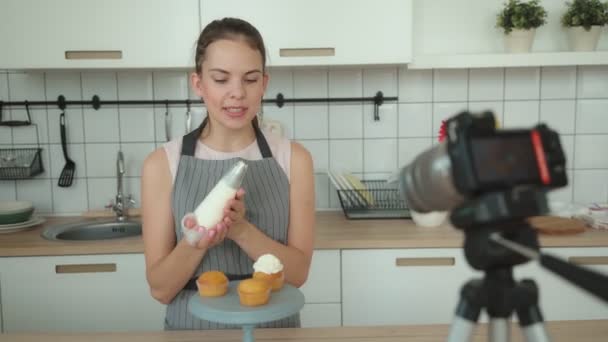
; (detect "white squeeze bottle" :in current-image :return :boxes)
[194,160,248,228]
[182,160,248,245]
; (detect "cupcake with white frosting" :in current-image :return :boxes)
[252,253,284,291]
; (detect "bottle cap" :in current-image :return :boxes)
[222,160,248,189]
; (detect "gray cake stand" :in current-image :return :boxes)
[188,281,305,342]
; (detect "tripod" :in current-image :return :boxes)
[447,224,549,342]
[444,187,608,342]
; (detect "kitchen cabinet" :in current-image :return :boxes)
[342,247,608,327]
[1,254,165,332]
[0,259,4,333]
[513,247,608,321]
[299,249,341,327]
[300,303,342,328]
[0,0,199,69]
[410,0,608,69]
[341,248,480,326]
[200,0,412,66]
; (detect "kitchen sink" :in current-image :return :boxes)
[41,219,142,241]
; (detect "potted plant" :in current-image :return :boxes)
[561,0,608,51]
[496,0,548,53]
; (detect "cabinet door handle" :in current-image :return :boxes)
[395,257,455,267]
[568,257,608,265]
[55,263,117,274]
[65,50,123,60]
[279,48,335,57]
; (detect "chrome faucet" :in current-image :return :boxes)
[108,150,135,221]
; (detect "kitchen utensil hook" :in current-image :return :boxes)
[373,91,383,121]
[57,95,67,111]
[164,100,171,141]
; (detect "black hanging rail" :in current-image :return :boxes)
[0,91,396,122]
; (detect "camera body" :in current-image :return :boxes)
[400,111,568,215]
[447,111,567,197]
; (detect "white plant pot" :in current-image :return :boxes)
[567,26,602,51]
[504,28,536,53]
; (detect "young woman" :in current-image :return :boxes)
[141,17,315,330]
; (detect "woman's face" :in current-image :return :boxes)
[191,38,268,131]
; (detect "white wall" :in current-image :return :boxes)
[1,66,607,214]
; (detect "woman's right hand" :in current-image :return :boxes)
[182,214,228,250]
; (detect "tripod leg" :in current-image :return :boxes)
[516,280,552,342]
[489,318,510,342]
[447,280,483,342]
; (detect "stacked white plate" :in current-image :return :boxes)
[0,217,46,234]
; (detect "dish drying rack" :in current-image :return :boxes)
[335,179,410,220]
[0,106,44,180]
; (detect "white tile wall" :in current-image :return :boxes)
[329,104,363,139]
[329,140,363,173]
[505,67,541,100]
[433,69,468,102]
[577,66,608,98]
[503,101,540,129]
[540,67,576,99]
[294,104,328,140]
[398,103,432,138]
[576,100,608,134]
[469,68,504,101]
[1,66,607,214]
[539,100,576,135]
[398,68,432,102]
[328,68,363,97]
[363,68,398,97]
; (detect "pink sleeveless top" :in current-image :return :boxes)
[163,129,292,184]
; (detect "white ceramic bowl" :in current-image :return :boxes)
[0,201,34,225]
[411,210,448,228]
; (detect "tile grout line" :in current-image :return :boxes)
[43,72,55,213]
[396,67,401,175]
[571,66,579,203]
[325,68,331,208]
[501,68,506,126]
[80,72,91,211]
[361,68,367,180]
[537,67,542,124]
[5,73,17,198]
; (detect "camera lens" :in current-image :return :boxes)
[399,143,464,213]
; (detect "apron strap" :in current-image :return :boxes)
[180,125,203,157]
[180,118,273,158]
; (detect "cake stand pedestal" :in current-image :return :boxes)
[188,281,305,342]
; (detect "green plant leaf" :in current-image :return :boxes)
[497,0,547,34]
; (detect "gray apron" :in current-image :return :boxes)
[164,121,299,330]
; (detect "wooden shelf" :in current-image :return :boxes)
[409,51,608,69]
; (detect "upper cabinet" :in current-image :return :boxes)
[0,0,199,69]
[410,0,608,69]
[200,0,413,66]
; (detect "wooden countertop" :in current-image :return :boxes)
[2,320,607,341]
[1,211,607,257]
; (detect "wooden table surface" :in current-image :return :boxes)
[2,320,607,341]
[0,211,607,257]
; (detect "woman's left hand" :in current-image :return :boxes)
[224,188,249,240]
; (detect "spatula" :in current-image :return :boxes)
[58,111,75,187]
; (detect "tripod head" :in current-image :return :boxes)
[450,187,546,272]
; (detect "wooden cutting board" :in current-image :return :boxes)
[528,216,588,235]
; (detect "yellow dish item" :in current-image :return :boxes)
[342,173,374,205]
[237,278,271,306]
[197,270,229,297]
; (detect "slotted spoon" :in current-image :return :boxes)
[58,112,75,187]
